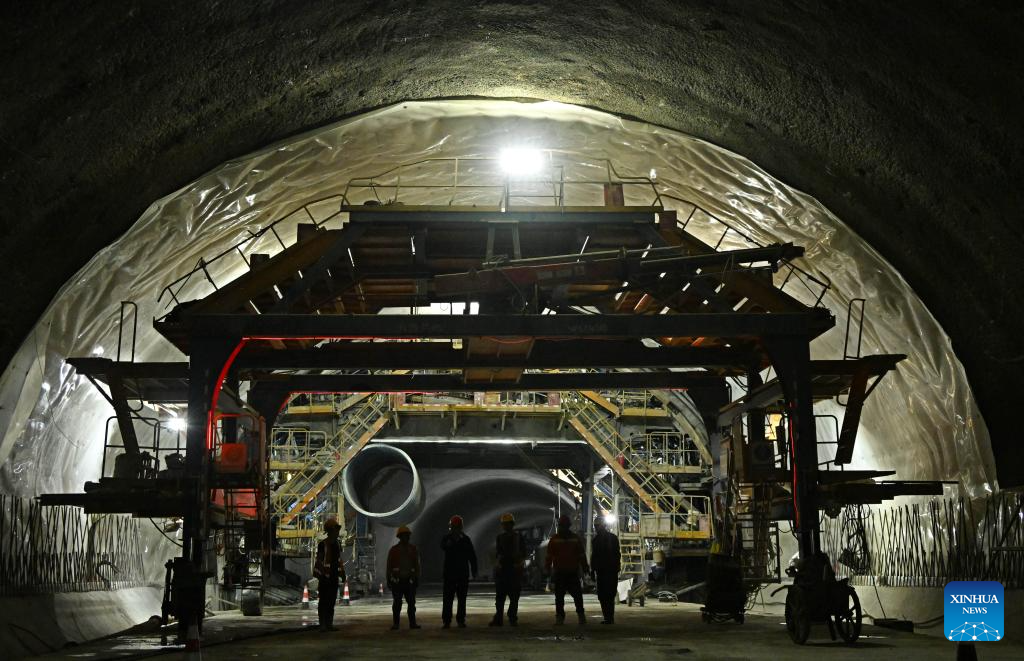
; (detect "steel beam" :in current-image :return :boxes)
[270,225,365,313]
[234,341,755,370]
[248,371,726,392]
[345,208,658,225]
[162,311,834,342]
[764,335,819,560]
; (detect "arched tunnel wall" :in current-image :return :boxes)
[363,468,577,583]
[0,99,998,498]
[1,1,1022,484]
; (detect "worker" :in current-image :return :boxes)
[590,516,621,624]
[490,512,524,627]
[386,525,421,630]
[312,516,346,632]
[440,514,478,628]
[545,514,588,625]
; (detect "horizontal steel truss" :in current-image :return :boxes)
[158,310,834,350]
[250,371,727,393]
[234,341,757,371]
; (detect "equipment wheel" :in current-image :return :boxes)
[834,585,862,644]
[785,587,811,645]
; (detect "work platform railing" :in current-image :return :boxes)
[271,395,389,529]
[269,428,328,471]
[269,388,714,545]
[337,155,664,210]
[154,157,830,314]
[628,431,705,474]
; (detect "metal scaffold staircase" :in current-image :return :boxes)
[566,394,711,558]
[619,533,645,579]
[271,395,389,536]
[566,395,689,515]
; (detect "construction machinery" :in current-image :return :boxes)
[40,155,943,645]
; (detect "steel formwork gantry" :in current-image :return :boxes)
[43,164,933,645]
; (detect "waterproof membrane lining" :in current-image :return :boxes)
[0,100,996,500]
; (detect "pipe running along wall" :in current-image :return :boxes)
[342,444,425,526]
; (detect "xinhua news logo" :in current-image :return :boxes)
[944,581,1003,642]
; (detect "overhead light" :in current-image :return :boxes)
[499,148,545,177]
[167,416,186,432]
[603,513,617,527]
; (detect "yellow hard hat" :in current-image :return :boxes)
[500,513,515,524]
[396,525,412,537]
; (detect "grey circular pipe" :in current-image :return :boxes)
[342,444,424,526]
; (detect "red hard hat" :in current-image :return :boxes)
[558,514,572,527]
[449,515,464,528]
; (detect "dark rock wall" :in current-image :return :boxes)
[1,1,1021,483]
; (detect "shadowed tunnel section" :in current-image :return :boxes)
[0,2,1021,484]
[365,470,576,582]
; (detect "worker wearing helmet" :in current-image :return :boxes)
[386,525,422,630]
[440,514,478,628]
[545,514,589,625]
[313,516,346,632]
[591,515,621,624]
[490,512,525,627]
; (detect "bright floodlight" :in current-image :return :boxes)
[167,416,186,432]
[603,513,617,527]
[499,148,544,177]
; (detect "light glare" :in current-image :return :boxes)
[499,148,545,177]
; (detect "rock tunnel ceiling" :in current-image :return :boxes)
[0,2,1022,485]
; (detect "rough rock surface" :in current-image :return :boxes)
[1,1,1021,483]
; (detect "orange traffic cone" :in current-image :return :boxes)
[301,585,310,610]
[342,581,351,606]
[184,620,202,660]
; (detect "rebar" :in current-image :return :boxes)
[822,493,1024,589]
[0,495,145,595]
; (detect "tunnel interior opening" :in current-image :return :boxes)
[0,100,993,502]
[0,98,1015,652]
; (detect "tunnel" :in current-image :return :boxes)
[342,443,425,527]
[0,2,1022,658]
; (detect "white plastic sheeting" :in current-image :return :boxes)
[0,99,997,499]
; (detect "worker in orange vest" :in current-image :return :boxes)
[545,514,589,625]
[313,516,346,632]
[386,525,422,630]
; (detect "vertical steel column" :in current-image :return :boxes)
[222,371,239,445]
[583,457,594,559]
[182,335,242,636]
[764,336,819,560]
[746,368,765,447]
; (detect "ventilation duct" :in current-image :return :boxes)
[342,444,424,526]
